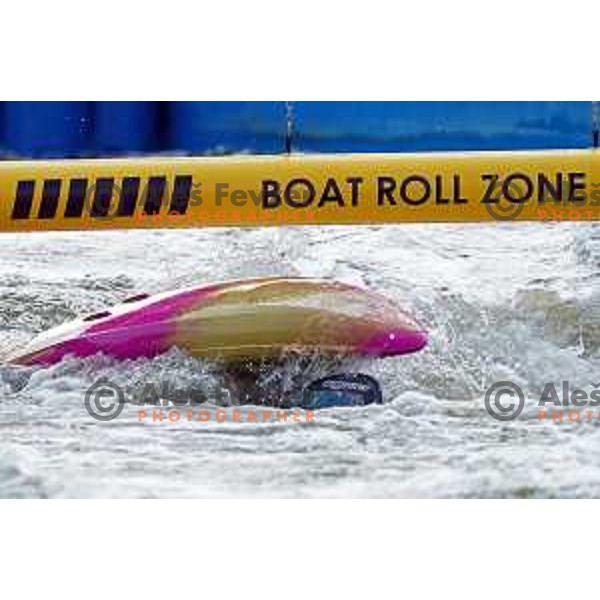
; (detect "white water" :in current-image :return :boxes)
[1,223,600,497]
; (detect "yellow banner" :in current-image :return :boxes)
[0,149,599,232]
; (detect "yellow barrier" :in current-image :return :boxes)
[1,149,599,232]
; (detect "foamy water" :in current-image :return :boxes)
[1,222,599,497]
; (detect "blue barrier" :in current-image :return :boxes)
[3,101,92,158]
[166,101,287,154]
[0,101,592,157]
[294,101,591,152]
[0,102,4,154]
[93,102,159,155]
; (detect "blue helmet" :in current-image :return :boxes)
[302,373,383,409]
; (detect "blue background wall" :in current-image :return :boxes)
[0,101,592,157]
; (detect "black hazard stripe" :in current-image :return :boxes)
[91,178,115,218]
[143,176,166,215]
[11,180,35,219]
[118,177,141,217]
[65,179,88,218]
[169,175,192,215]
[11,175,194,220]
[38,179,62,219]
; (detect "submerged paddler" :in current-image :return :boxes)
[223,361,383,409]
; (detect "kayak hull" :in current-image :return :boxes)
[8,277,427,366]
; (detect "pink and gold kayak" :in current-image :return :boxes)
[8,277,427,366]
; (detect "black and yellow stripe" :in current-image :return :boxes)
[1,150,600,232]
[10,174,193,222]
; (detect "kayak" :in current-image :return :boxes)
[7,277,427,367]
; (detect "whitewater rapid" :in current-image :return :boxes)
[1,222,599,497]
